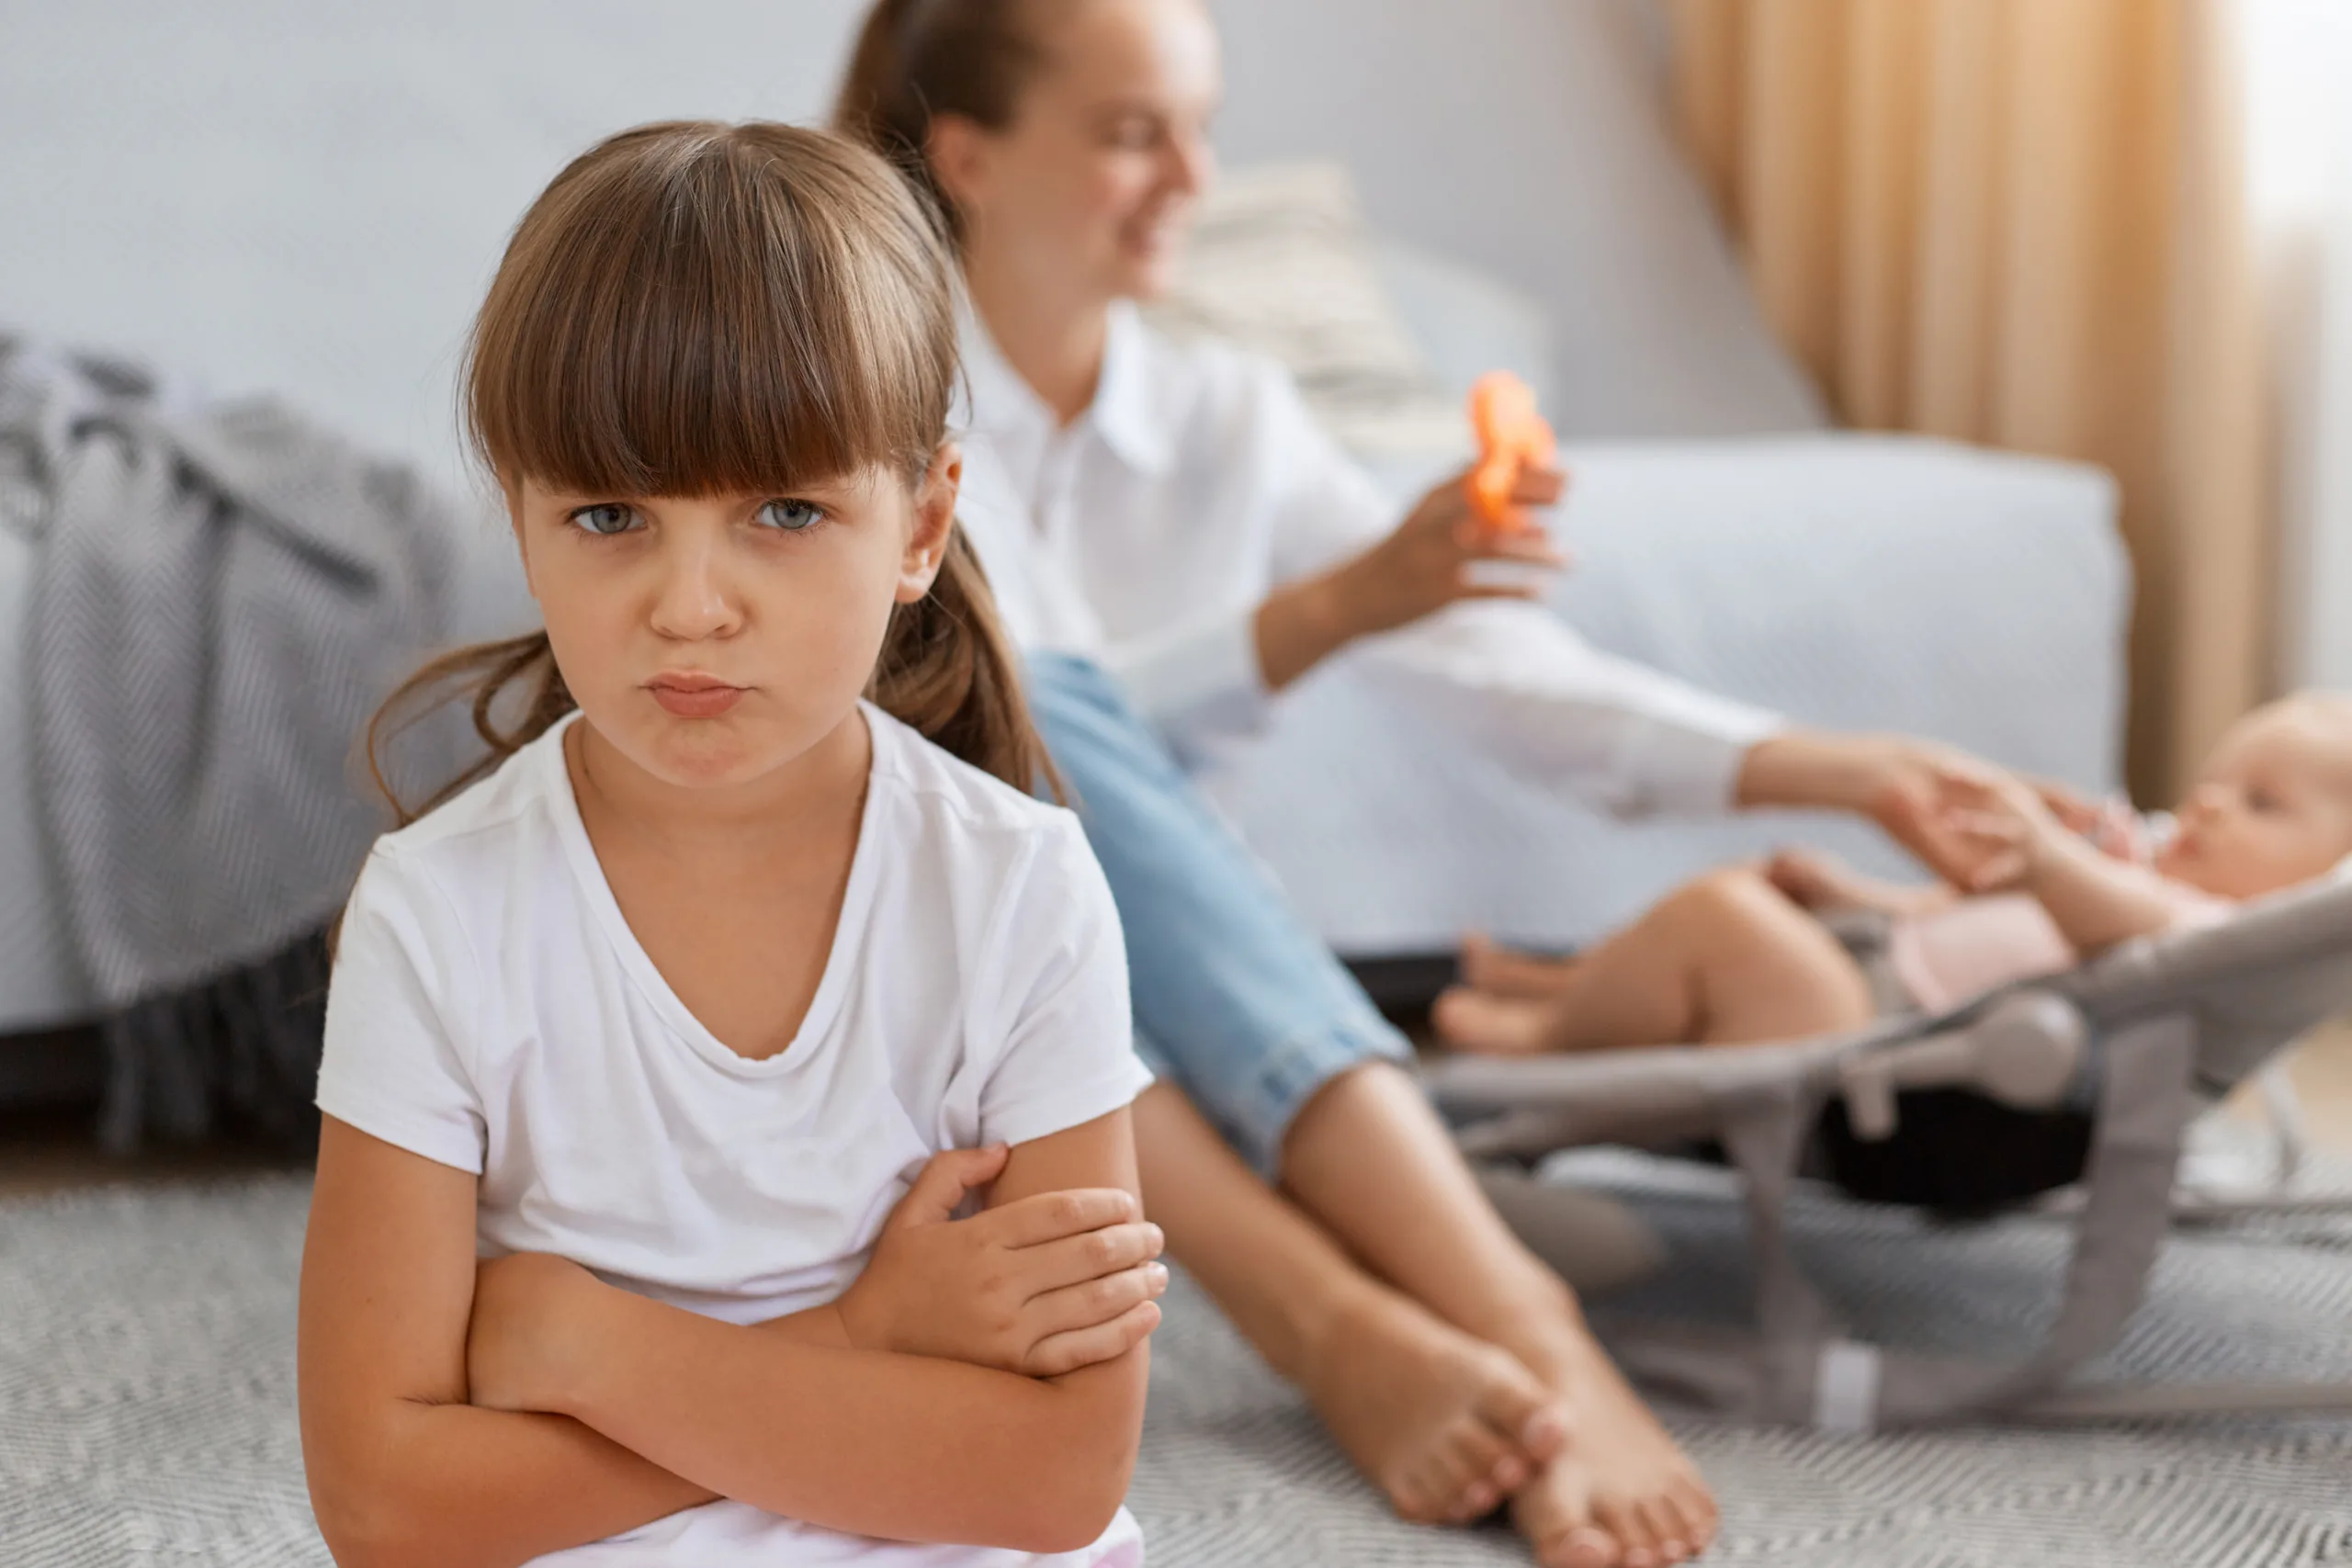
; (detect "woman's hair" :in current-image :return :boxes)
[832,0,1053,243]
[368,119,1052,824]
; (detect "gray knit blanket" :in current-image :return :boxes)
[4,335,459,1148]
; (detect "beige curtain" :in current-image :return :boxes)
[1668,0,2269,802]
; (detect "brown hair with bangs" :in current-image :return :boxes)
[368,119,1051,821]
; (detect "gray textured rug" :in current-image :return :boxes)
[6,1169,2352,1566]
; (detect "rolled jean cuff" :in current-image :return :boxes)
[1147,1011,1412,1180]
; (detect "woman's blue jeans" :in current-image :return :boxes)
[1025,652,1411,1177]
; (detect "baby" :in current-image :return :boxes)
[1434,693,2352,1056]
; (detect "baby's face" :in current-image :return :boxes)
[2156,700,2352,898]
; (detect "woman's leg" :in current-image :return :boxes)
[1026,654,1713,1564]
[1283,870,1870,1563]
[1435,866,1878,1056]
[1133,1079,1563,1522]
[1279,1064,1715,1568]
[1027,654,1556,1518]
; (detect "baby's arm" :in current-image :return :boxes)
[483,1109,1148,1554]
[2016,830,2199,953]
[300,1116,715,1568]
[1931,769,2202,953]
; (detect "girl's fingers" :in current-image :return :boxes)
[1024,1298,1164,1377]
[983,1187,1139,1249]
[1013,1221,1167,1294]
[1026,1260,1170,1341]
[884,1145,1012,1230]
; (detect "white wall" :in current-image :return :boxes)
[0,0,1811,499]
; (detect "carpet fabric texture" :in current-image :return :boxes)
[5,1172,2351,1566]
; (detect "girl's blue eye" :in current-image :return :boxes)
[757,498,824,533]
[569,502,639,536]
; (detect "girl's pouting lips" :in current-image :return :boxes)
[646,673,745,719]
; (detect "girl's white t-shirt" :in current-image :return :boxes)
[315,704,1154,1568]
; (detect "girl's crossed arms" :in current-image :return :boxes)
[303,1114,1160,1567]
[298,121,1163,1568]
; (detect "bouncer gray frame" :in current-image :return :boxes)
[1426,868,2352,1431]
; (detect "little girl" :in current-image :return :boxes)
[1438,693,2352,1056]
[297,122,1162,1568]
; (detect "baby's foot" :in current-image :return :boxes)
[1298,1285,1567,1524]
[1431,987,1557,1055]
[1510,1337,1717,1568]
[1460,933,1581,999]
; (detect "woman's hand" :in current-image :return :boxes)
[467,1251,611,1416]
[1914,764,2069,892]
[833,1145,1167,1379]
[1736,730,2098,887]
[1254,462,1569,691]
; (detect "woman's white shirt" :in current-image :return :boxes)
[951,302,1781,817]
[315,704,1151,1568]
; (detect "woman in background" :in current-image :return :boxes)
[839,4,2059,1564]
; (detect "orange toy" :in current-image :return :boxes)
[1466,370,1556,530]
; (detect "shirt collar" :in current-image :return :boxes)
[956,299,1174,478]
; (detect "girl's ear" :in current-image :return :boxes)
[897,443,961,604]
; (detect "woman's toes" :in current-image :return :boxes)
[1515,1461,1615,1568]
[1556,1528,1619,1568]
[1635,1499,1690,1562]
[1598,1499,1659,1568]
[1668,1483,1717,1554]
[1467,1348,1566,1461]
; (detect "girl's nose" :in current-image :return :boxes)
[649,545,741,641]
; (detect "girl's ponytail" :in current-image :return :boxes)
[872,529,1059,797]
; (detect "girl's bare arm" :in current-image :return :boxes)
[298,1116,716,1568]
[511,1107,1150,1554]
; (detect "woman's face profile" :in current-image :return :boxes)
[937,0,1221,306]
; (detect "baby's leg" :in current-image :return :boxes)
[1436,867,1874,1055]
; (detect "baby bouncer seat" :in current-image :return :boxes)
[1427,864,2352,1431]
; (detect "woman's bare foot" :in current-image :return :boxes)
[1297,1284,1569,1524]
[1431,986,1557,1055]
[1507,1323,1717,1567]
[1460,932,1580,999]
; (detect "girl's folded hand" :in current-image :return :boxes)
[835,1145,1167,1378]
